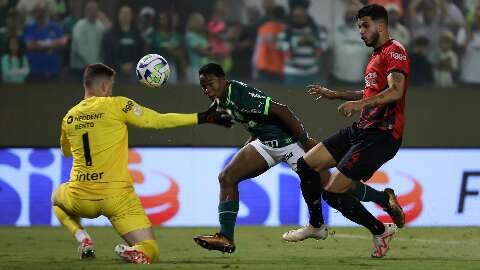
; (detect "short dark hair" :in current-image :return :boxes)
[356,4,388,24]
[198,63,226,77]
[83,63,116,88]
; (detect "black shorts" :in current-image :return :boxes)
[323,124,402,181]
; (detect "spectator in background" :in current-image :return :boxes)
[0,9,24,54]
[62,0,83,42]
[457,5,480,85]
[0,0,18,29]
[226,22,254,81]
[185,12,211,84]
[207,0,231,73]
[369,0,403,15]
[70,1,110,75]
[101,5,144,83]
[466,0,480,25]
[149,10,186,84]
[254,0,277,31]
[439,0,466,32]
[409,0,464,59]
[1,36,29,83]
[277,2,327,86]
[433,31,458,87]
[138,6,155,44]
[410,36,433,86]
[61,0,82,69]
[23,2,67,80]
[17,0,56,25]
[387,4,410,47]
[409,0,443,60]
[329,0,370,85]
[253,6,285,83]
[53,0,68,20]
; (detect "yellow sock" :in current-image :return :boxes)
[132,240,160,262]
[53,205,83,235]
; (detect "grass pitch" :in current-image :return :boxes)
[1,226,479,270]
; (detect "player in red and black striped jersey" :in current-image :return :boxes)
[295,4,408,258]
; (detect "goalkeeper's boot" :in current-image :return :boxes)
[78,238,95,260]
[114,244,151,264]
[383,188,405,228]
[282,224,329,242]
[371,223,398,258]
[194,233,236,253]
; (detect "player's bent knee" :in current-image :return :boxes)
[122,227,155,246]
[296,157,319,183]
[51,186,62,205]
[303,143,336,171]
[323,171,353,193]
[51,189,58,205]
[218,169,238,188]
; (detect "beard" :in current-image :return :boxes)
[364,31,380,47]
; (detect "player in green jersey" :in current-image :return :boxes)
[193,63,329,253]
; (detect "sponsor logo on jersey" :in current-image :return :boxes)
[133,106,142,116]
[365,72,378,87]
[282,152,294,162]
[74,171,105,182]
[122,101,134,113]
[75,122,94,130]
[389,51,407,61]
[67,116,73,124]
[248,92,265,99]
[74,113,104,121]
[247,120,257,128]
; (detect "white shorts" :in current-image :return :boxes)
[249,139,305,171]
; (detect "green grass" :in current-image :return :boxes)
[2,226,480,270]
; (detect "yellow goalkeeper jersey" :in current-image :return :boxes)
[60,96,198,200]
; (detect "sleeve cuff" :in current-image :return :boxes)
[387,69,407,77]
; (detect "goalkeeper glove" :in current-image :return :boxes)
[198,100,234,128]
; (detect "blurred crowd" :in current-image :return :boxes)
[0,0,479,87]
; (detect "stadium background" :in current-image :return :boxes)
[0,0,479,268]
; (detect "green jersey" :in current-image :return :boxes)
[219,80,295,147]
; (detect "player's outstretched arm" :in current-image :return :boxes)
[268,100,317,151]
[306,84,363,101]
[337,72,405,117]
[123,98,233,129]
[197,100,234,128]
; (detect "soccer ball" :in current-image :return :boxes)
[136,54,170,88]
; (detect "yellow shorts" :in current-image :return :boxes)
[52,183,152,236]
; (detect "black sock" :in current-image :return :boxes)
[323,191,385,235]
[351,182,388,207]
[297,157,324,227]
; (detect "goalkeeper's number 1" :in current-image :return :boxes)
[82,132,93,166]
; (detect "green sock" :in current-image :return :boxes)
[352,182,388,207]
[218,200,239,241]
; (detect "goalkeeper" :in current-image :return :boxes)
[51,63,233,264]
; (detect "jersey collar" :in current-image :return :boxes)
[220,82,232,106]
[374,38,394,52]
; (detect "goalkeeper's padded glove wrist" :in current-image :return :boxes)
[197,111,233,128]
[197,112,207,124]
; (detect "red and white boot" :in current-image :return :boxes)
[78,238,95,260]
[114,244,151,264]
[371,223,398,258]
